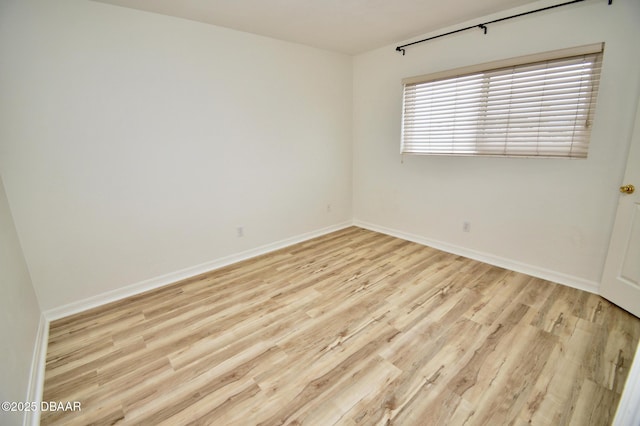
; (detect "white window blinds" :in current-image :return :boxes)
[401,43,604,158]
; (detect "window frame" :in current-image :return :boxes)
[400,43,604,159]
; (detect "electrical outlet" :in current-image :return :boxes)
[463,221,471,232]
[237,227,244,237]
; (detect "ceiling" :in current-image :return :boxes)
[91,0,544,55]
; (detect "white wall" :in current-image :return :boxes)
[0,0,353,311]
[0,0,638,419]
[1,0,637,315]
[0,175,42,426]
[353,0,640,289]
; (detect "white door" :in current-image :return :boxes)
[601,100,640,318]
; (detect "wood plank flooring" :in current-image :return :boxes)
[42,227,640,425]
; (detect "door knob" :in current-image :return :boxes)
[620,184,635,194]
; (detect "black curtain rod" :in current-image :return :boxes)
[395,0,612,55]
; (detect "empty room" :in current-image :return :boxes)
[2,0,640,424]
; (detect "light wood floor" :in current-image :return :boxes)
[42,227,640,425]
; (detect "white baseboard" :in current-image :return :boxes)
[354,220,599,294]
[23,314,49,426]
[44,221,354,321]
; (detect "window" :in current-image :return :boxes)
[401,43,603,158]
